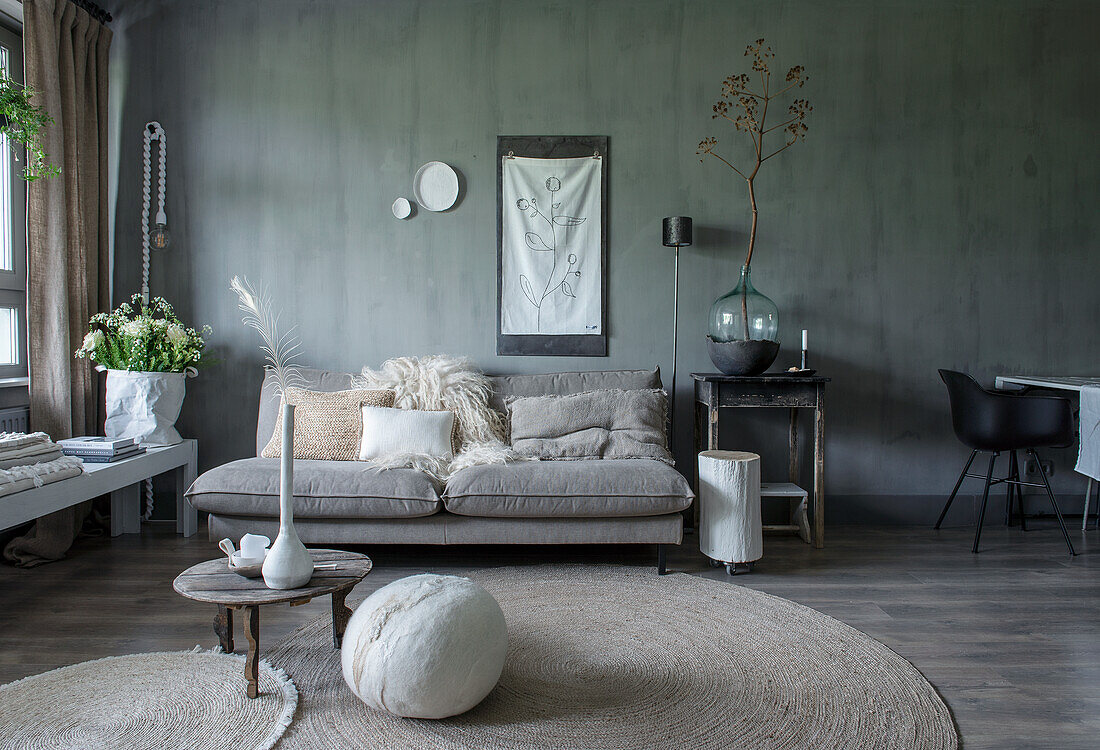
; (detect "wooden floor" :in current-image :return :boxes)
[1,520,1098,749]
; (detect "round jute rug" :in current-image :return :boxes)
[269,565,958,750]
[0,649,297,750]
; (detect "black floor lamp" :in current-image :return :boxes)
[663,217,692,463]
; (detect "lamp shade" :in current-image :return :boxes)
[662,216,692,247]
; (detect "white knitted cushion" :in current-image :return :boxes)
[359,406,456,461]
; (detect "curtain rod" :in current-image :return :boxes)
[69,0,112,25]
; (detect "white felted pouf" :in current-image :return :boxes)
[341,573,508,719]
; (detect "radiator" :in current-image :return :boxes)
[0,406,30,433]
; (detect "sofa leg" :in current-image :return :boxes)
[656,544,667,575]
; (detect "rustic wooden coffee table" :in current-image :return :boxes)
[173,548,372,698]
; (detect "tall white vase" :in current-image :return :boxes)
[262,403,315,590]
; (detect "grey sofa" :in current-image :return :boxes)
[186,367,693,571]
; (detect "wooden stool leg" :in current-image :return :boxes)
[214,605,233,653]
[331,589,353,649]
[244,605,260,699]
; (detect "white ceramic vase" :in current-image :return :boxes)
[262,403,314,590]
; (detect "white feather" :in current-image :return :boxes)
[230,275,306,396]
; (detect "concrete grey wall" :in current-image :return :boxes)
[109,0,1099,524]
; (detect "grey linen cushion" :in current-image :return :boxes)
[507,388,672,464]
[186,458,442,519]
[488,368,661,415]
[444,459,693,518]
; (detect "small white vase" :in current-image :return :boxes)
[262,403,314,590]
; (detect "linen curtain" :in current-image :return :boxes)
[3,0,111,566]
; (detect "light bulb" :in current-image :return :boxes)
[151,223,171,250]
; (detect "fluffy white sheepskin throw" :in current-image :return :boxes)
[352,355,522,480]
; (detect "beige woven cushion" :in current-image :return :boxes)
[261,387,395,461]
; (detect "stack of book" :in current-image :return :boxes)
[59,437,147,463]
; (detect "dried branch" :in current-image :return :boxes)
[695,38,812,271]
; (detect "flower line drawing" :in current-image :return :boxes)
[515,175,586,331]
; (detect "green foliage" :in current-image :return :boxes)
[75,294,213,373]
[0,69,60,181]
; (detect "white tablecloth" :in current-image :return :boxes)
[1075,384,1100,481]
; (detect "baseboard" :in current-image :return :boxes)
[825,493,1089,526]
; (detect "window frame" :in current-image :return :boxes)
[0,23,27,379]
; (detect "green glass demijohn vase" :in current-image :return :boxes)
[706,265,780,375]
[694,38,813,376]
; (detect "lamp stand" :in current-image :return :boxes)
[670,243,680,466]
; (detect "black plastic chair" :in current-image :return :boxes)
[935,369,1076,554]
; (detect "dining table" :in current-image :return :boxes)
[994,375,1100,529]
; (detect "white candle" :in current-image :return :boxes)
[801,329,808,350]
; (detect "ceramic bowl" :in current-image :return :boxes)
[228,551,265,579]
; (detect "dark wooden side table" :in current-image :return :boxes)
[692,374,829,548]
[173,549,372,698]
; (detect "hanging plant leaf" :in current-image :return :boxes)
[561,280,576,298]
[525,232,553,252]
[553,216,586,227]
[520,275,537,306]
[0,70,60,181]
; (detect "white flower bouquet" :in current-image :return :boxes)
[75,294,211,373]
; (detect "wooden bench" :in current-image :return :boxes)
[0,439,199,537]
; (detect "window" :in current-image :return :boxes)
[0,23,26,378]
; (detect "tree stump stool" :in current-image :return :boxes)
[698,450,762,575]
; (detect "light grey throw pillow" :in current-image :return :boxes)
[507,389,672,464]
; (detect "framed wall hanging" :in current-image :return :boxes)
[497,135,608,356]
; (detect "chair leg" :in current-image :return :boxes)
[1084,477,1094,532]
[1004,450,1016,526]
[656,544,667,575]
[972,452,998,554]
[936,450,977,529]
[1012,451,1026,532]
[1029,449,1076,556]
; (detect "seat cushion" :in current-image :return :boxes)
[187,458,442,519]
[443,459,693,518]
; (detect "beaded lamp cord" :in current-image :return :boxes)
[140,122,167,519]
[141,121,167,303]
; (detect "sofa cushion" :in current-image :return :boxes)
[187,458,442,519]
[256,368,357,456]
[443,459,692,518]
[507,389,672,464]
[488,368,661,415]
[261,387,396,460]
[256,367,664,454]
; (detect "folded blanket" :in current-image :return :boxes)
[0,455,84,498]
[1076,385,1100,481]
[0,447,64,470]
[0,431,54,454]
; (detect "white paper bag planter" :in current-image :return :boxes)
[698,450,763,574]
[341,574,507,719]
[102,369,189,446]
